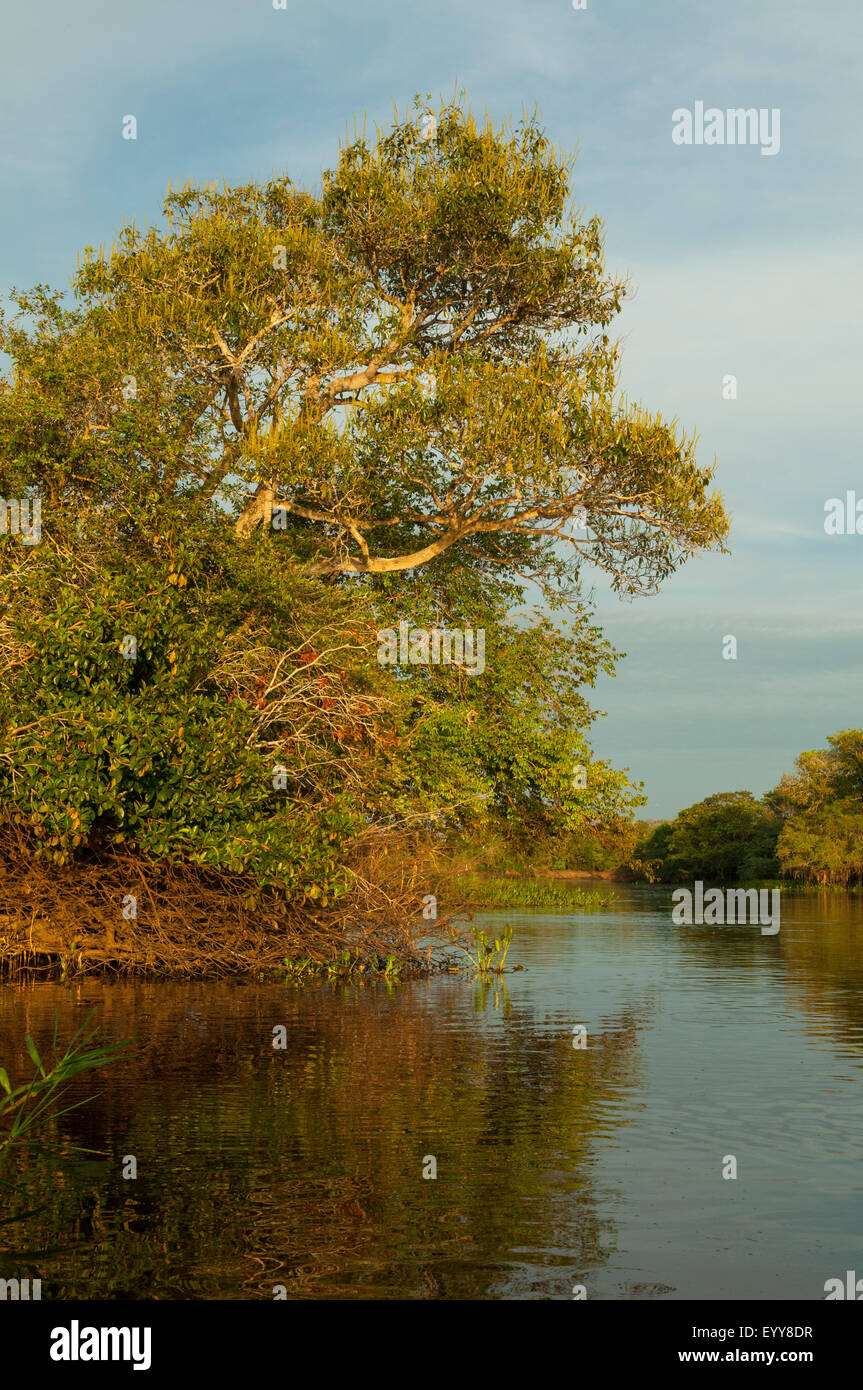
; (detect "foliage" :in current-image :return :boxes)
[557,818,646,873]
[630,731,863,887]
[769,730,863,886]
[0,532,372,906]
[0,95,729,935]
[368,572,646,835]
[632,793,781,882]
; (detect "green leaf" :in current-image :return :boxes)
[24,1035,44,1074]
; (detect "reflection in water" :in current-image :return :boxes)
[1,885,861,1300]
[0,973,646,1299]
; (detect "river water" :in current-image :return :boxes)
[1,884,861,1300]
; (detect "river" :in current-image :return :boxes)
[1,884,861,1299]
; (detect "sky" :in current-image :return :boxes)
[1,0,860,817]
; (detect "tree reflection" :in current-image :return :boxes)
[0,978,648,1299]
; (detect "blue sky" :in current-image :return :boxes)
[1,0,860,816]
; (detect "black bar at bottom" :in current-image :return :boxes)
[4,1298,856,1377]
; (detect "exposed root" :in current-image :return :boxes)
[0,825,468,981]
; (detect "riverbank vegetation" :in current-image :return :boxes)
[0,95,728,976]
[452,873,609,910]
[629,729,863,887]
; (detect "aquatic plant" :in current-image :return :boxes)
[455,874,609,910]
[0,1011,129,1162]
[280,949,404,984]
[462,924,514,976]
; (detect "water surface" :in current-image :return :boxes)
[1,884,861,1299]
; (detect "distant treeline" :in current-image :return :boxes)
[629,729,863,886]
[438,729,863,890]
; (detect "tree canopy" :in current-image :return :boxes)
[0,97,729,933]
[632,730,863,887]
[1,97,726,597]
[635,791,781,882]
[769,730,863,886]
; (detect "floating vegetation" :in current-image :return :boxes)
[280,950,403,984]
[455,875,611,910]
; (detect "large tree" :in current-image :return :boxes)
[1,97,726,596]
[769,730,863,886]
[0,97,728,945]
